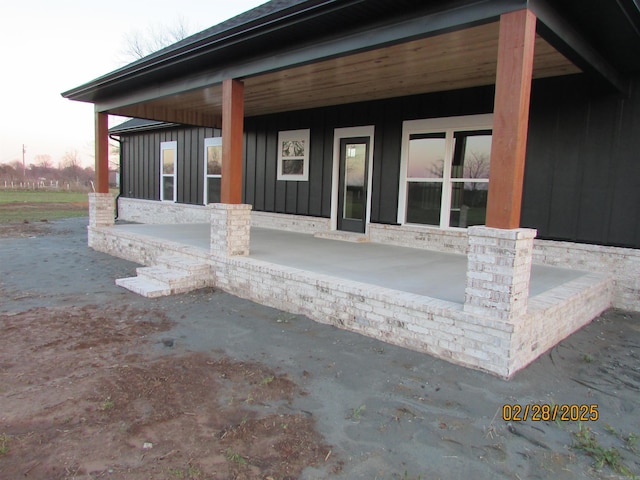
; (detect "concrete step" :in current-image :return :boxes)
[136,265,191,286]
[314,231,370,243]
[136,265,209,291]
[157,255,210,275]
[116,254,210,298]
[115,276,172,298]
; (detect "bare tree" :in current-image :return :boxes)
[61,150,81,170]
[429,159,445,178]
[463,151,491,179]
[109,140,120,171]
[0,162,20,181]
[61,150,83,184]
[120,16,196,61]
[34,154,53,169]
[9,160,22,172]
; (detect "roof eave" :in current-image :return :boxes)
[64,0,533,106]
[62,0,363,102]
[109,122,181,135]
[530,0,629,93]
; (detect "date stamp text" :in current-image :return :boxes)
[502,404,599,422]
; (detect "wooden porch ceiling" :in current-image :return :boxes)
[108,21,580,127]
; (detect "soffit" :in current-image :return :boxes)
[108,22,580,126]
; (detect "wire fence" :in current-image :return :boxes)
[0,180,93,192]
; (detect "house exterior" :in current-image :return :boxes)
[64,0,640,377]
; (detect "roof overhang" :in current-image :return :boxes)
[102,22,580,128]
[108,118,180,135]
[62,0,635,128]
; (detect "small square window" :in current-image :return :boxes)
[277,129,310,181]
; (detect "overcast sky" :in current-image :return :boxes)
[0,0,267,167]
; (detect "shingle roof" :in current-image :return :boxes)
[63,0,640,105]
[109,118,177,134]
[110,0,308,74]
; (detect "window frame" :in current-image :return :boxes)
[203,137,222,205]
[397,114,493,228]
[160,141,177,202]
[277,129,310,181]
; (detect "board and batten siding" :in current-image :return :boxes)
[243,85,495,224]
[118,74,640,249]
[121,126,219,205]
[523,74,640,249]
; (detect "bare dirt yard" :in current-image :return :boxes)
[0,305,332,479]
[1,216,640,479]
[0,220,53,238]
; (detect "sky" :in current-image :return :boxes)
[0,0,267,168]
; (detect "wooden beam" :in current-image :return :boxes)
[221,79,244,204]
[94,111,110,194]
[486,9,536,229]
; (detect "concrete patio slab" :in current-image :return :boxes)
[112,223,586,304]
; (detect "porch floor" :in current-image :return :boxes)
[112,222,585,304]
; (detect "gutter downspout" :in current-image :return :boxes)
[109,134,123,220]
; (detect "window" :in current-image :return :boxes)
[277,129,310,181]
[160,141,177,202]
[398,115,493,228]
[204,137,222,204]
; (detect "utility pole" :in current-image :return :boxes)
[22,144,26,182]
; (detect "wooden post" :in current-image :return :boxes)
[94,111,110,194]
[485,9,536,229]
[221,79,245,204]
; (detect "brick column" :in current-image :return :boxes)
[88,192,115,227]
[210,203,252,257]
[464,226,537,321]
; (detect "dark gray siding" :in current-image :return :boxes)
[523,74,640,248]
[119,75,640,249]
[121,126,219,204]
[243,85,495,224]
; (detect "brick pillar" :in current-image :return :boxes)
[464,226,537,321]
[210,203,252,257]
[88,192,115,227]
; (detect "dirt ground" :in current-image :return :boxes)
[0,304,334,479]
[0,201,87,229]
[0,220,55,238]
[1,217,640,479]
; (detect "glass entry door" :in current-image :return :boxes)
[338,137,370,233]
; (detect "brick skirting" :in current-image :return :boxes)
[88,223,613,378]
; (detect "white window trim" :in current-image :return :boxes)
[160,141,177,202]
[203,137,222,205]
[277,129,310,181]
[397,114,493,228]
[330,125,375,232]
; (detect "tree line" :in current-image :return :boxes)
[0,150,108,190]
